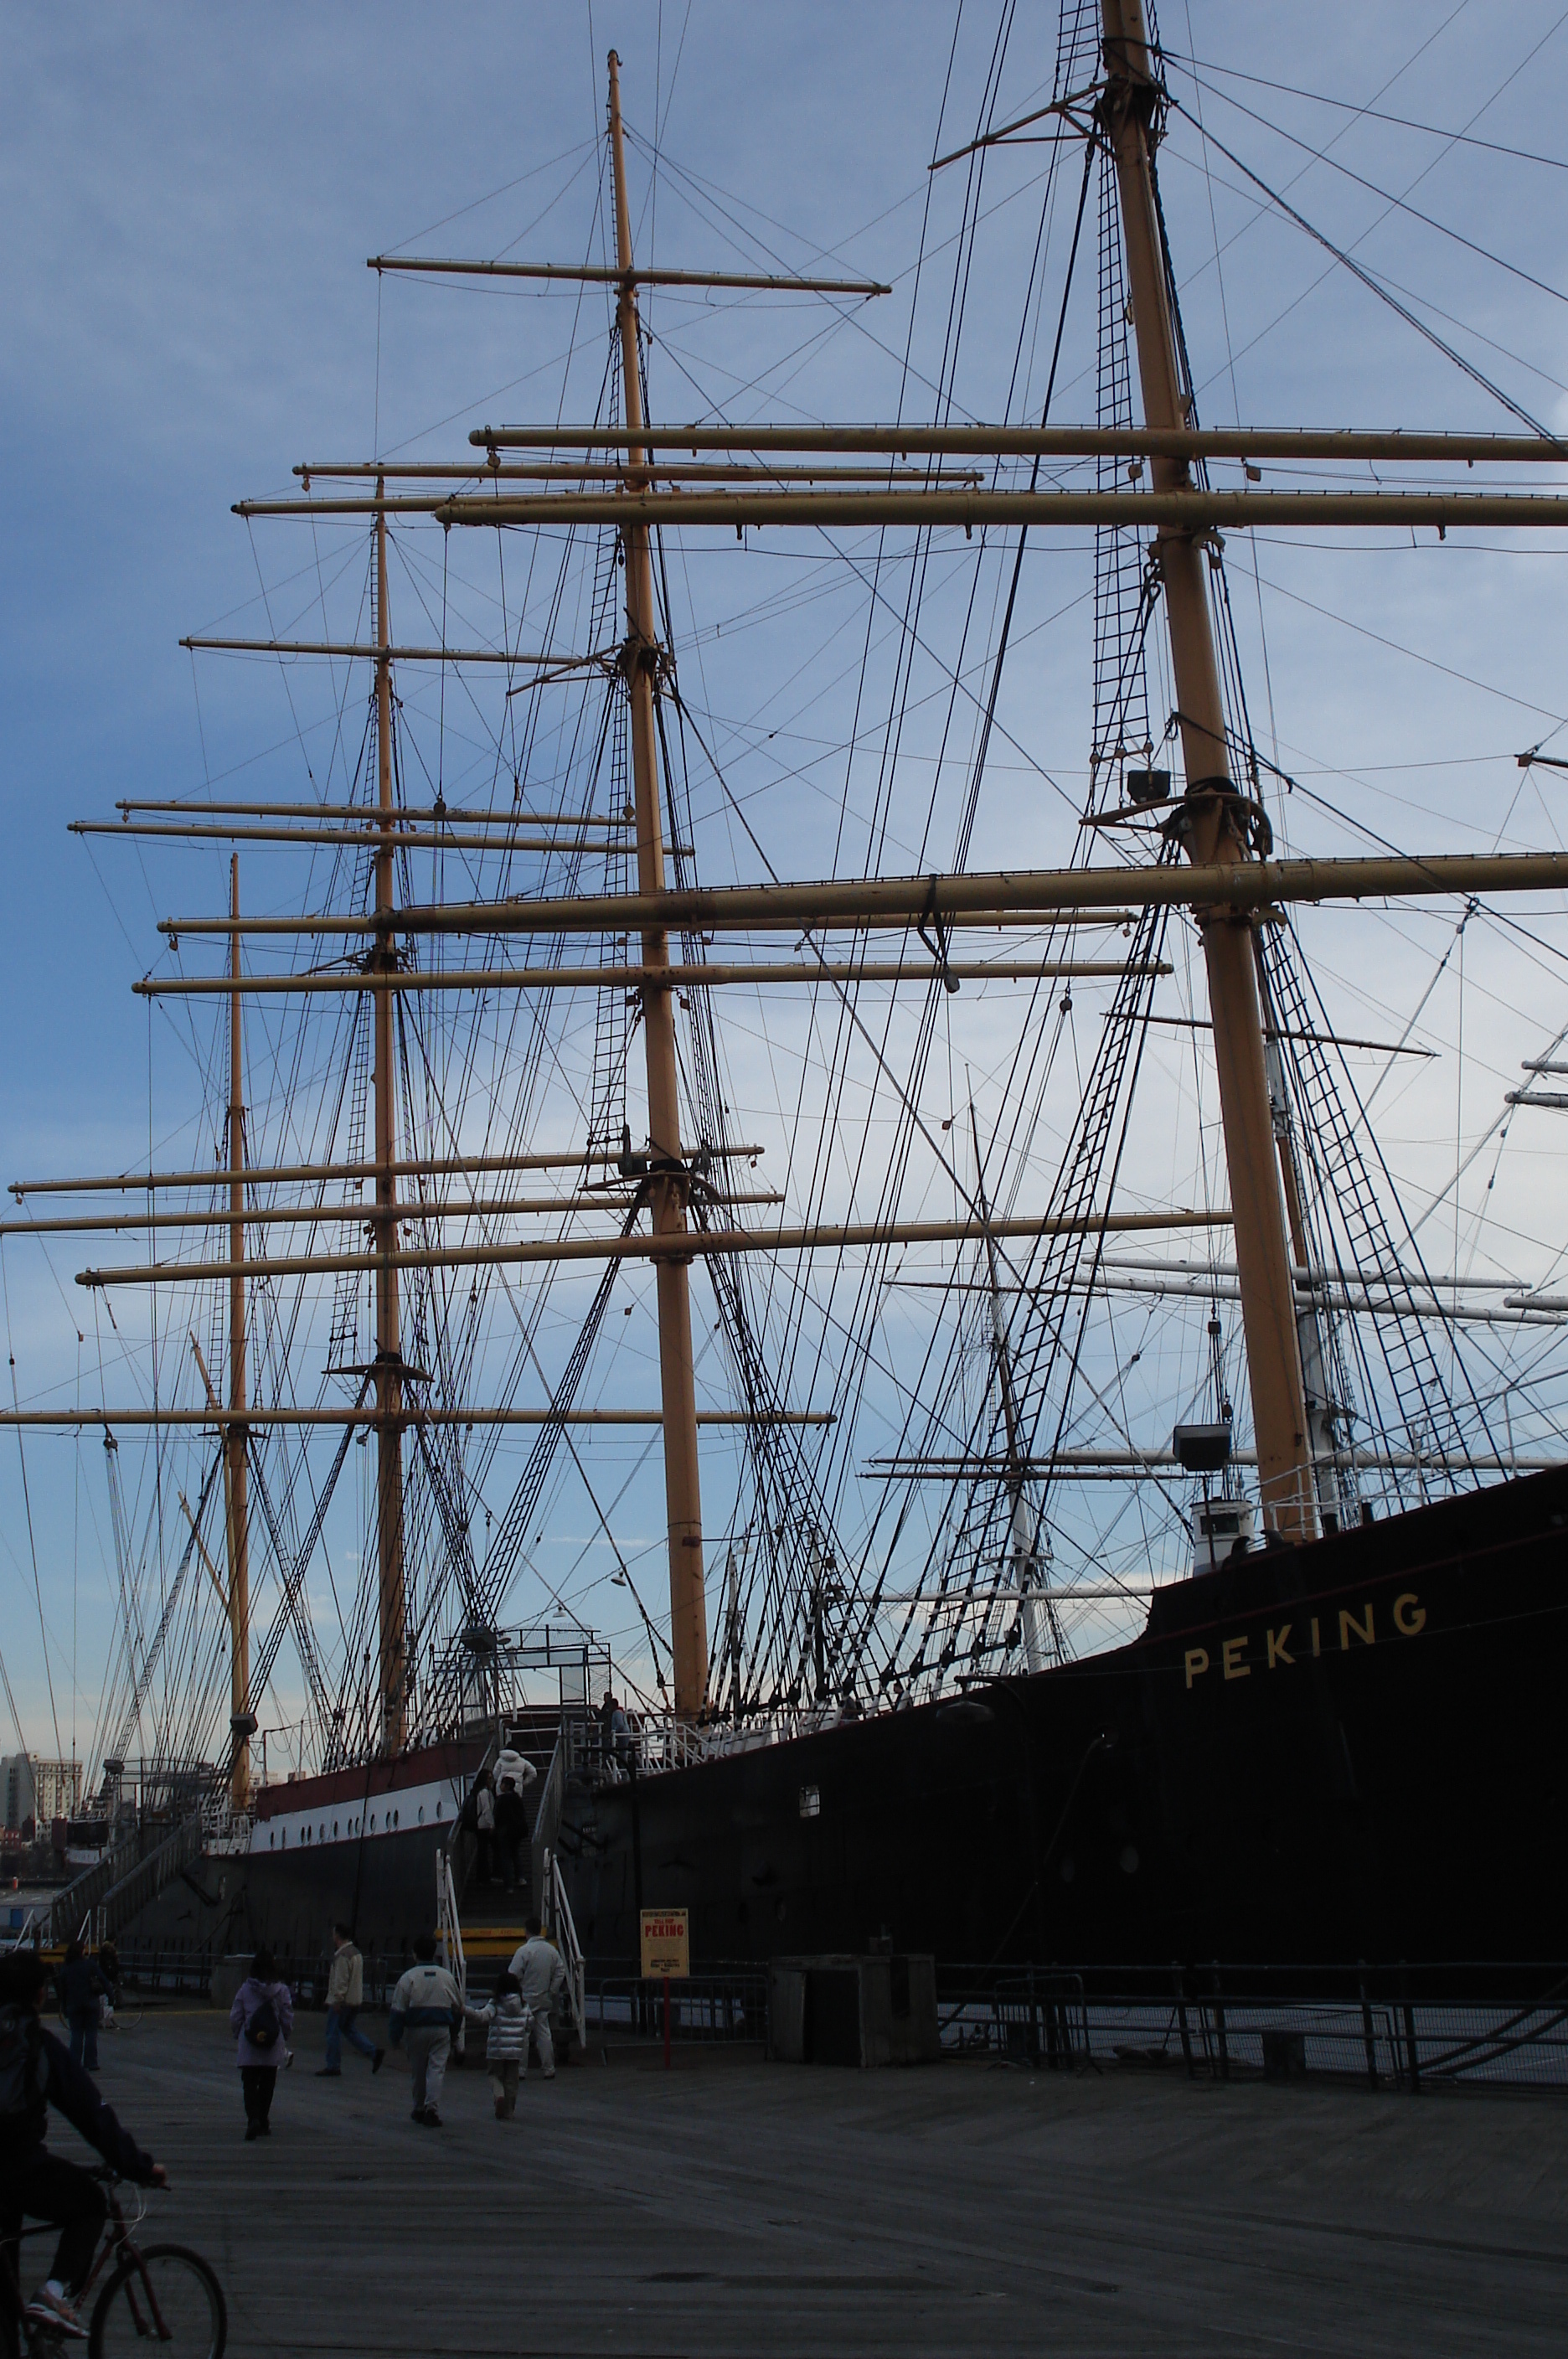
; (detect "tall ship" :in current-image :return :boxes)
[8,3,1568,1988]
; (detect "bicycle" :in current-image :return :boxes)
[53,2000,142,2042]
[3,2168,225,2356]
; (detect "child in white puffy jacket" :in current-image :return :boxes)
[466,1970,531,2119]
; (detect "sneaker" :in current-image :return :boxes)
[410,2105,424,2121]
[421,2108,442,2127]
[314,2067,341,2078]
[542,2069,556,2081]
[260,2120,272,2135]
[245,2121,260,2141]
[372,2047,385,2075]
[25,2289,86,2340]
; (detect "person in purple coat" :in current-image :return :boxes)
[229,1949,294,2142]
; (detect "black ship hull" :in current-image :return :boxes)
[558,1469,1568,1971]
[127,1471,1567,1974]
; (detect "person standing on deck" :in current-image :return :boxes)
[57,1940,109,2075]
[507,1918,567,2080]
[230,1949,293,2142]
[388,1933,462,2128]
[317,1923,384,2079]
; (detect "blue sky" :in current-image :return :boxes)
[5,2,1568,1768]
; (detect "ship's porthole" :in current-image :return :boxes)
[369,1815,376,1832]
[436,1800,442,1819]
[1059,1854,1075,1883]
[418,1806,425,1825]
[269,1831,276,1850]
[333,1821,338,1839]
[394,1809,400,1827]
[319,1825,325,1841]
[1119,1844,1140,1876]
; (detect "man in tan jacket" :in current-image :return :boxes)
[317,1921,385,2078]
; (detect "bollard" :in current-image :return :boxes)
[1357,1962,1380,2089]
[1172,1961,1194,2078]
[1210,1962,1229,2083]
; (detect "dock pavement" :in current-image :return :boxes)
[44,2007,1568,2356]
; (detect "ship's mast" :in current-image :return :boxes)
[1100,0,1314,1540]
[373,492,408,1747]
[606,50,709,1713]
[226,855,253,1807]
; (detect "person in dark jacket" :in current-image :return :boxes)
[58,1939,110,2075]
[0,1950,165,2350]
[493,1775,530,1896]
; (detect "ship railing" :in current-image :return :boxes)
[199,1799,251,1855]
[545,1846,587,2050]
[933,1961,1568,2091]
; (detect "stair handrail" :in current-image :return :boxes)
[547,1847,587,2049]
[42,1819,148,1947]
[529,1730,566,1902]
[435,1845,467,2051]
[94,1817,206,1943]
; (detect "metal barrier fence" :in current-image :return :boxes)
[102,1943,1568,2090]
[586,1971,768,2047]
[935,1961,1568,2091]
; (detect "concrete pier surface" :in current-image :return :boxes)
[44,2011,1568,2356]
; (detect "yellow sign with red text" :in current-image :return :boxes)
[640,1907,689,1980]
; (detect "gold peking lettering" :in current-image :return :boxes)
[1266,1625,1294,1669]
[1339,1603,1375,1649]
[1393,1591,1426,1636]
[1222,1635,1251,1680]
[1184,1647,1210,1688]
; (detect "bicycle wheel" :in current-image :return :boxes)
[90,2244,227,2359]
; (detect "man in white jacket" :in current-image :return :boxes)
[388,1933,462,2126]
[507,1918,568,2079]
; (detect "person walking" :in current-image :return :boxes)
[492,1752,537,1895]
[507,1918,568,2080]
[230,1948,293,2142]
[0,1950,166,2350]
[317,1923,384,2078]
[465,1969,530,2119]
[57,1939,109,2074]
[387,1933,462,2128]
[473,1770,497,1886]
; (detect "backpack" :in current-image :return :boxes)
[245,1990,281,2052]
[0,2002,49,2140]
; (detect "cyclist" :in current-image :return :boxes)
[0,1951,166,2347]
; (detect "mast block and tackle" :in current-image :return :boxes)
[1101,0,1312,1540]
[607,48,707,1716]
